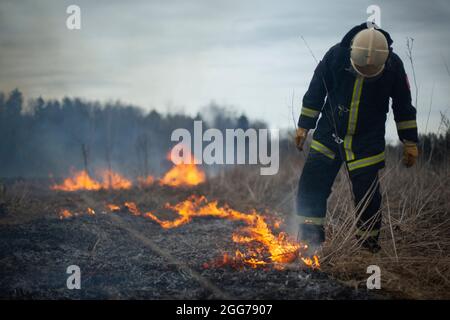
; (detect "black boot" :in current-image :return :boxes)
[298,223,325,251]
[358,235,381,253]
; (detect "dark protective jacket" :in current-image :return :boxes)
[298,23,418,174]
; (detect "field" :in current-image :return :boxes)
[1,144,448,299]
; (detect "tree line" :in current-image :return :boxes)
[0,89,447,179]
[0,89,264,178]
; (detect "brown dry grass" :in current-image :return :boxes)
[208,148,450,299]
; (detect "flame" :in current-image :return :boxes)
[107,204,120,211]
[112,196,313,269]
[159,149,206,187]
[98,169,132,190]
[124,202,140,216]
[59,209,73,219]
[51,169,132,191]
[59,196,319,269]
[52,170,102,191]
[51,146,205,191]
[301,255,320,269]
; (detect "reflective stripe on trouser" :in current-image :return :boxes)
[297,215,325,226]
[297,148,382,241]
[355,228,380,237]
[297,215,326,245]
[347,152,385,172]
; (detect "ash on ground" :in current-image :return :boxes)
[0,209,382,299]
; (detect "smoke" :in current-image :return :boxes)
[0,89,267,179]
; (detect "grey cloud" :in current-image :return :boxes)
[0,0,449,136]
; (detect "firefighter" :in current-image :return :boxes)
[295,23,419,253]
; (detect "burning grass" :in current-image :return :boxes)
[50,146,311,270]
[159,163,206,187]
[57,195,316,270]
[51,169,133,191]
[51,148,206,191]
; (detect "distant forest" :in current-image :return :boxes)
[0,89,266,178]
[1,89,448,178]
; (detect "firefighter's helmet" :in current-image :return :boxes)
[350,28,389,78]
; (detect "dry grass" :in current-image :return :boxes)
[323,154,450,299]
[208,149,450,299]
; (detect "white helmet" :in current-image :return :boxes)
[350,28,389,78]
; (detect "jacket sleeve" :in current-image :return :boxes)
[390,56,418,143]
[297,52,330,130]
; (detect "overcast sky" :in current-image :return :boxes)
[1,0,449,142]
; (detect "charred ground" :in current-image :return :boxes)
[0,183,380,300]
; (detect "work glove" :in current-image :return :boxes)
[295,127,309,151]
[402,140,419,168]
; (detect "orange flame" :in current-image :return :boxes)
[59,209,73,219]
[98,169,132,190]
[60,196,318,269]
[51,169,132,191]
[124,202,140,216]
[301,255,320,269]
[52,170,102,191]
[51,145,206,191]
[121,196,309,269]
[159,149,206,187]
[107,204,120,211]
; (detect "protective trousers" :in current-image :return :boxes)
[296,149,382,246]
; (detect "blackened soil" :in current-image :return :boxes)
[0,212,381,300]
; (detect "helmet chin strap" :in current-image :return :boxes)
[350,59,385,78]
